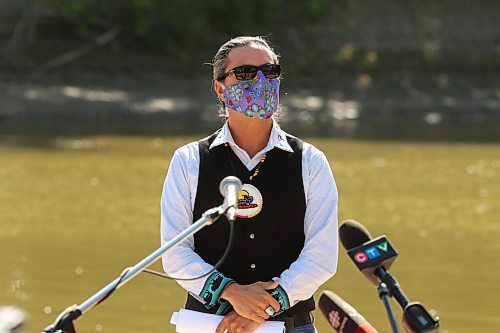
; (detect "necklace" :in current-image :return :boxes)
[249,153,266,180]
[224,143,267,181]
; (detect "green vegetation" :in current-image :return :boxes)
[38,0,331,51]
[1,136,499,332]
[2,0,499,78]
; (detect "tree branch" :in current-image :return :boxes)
[30,25,121,79]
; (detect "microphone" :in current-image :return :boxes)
[219,176,242,221]
[339,219,372,250]
[339,219,439,333]
[339,220,405,305]
[319,290,378,333]
[340,220,399,288]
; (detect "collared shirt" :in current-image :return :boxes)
[160,121,338,306]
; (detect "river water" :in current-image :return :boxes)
[1,136,499,332]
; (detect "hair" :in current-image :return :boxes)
[211,36,283,121]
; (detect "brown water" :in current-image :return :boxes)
[1,136,499,332]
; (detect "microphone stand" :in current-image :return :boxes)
[43,205,229,333]
[375,266,409,333]
[377,282,400,333]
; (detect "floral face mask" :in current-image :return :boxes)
[223,70,280,119]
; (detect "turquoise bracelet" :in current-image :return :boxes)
[268,285,290,317]
[199,272,235,310]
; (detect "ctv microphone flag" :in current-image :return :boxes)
[346,236,398,286]
[339,220,440,333]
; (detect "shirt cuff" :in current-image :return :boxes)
[199,272,235,311]
[268,284,291,317]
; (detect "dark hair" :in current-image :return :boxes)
[211,36,282,120]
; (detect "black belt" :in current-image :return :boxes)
[272,311,314,330]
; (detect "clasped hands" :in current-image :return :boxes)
[215,279,281,333]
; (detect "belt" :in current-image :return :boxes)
[272,311,314,330]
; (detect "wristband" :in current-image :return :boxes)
[199,272,235,310]
[268,284,290,317]
[215,299,233,315]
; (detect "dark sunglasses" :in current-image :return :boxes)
[217,63,281,81]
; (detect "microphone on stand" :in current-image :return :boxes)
[339,220,400,292]
[41,177,243,333]
[339,219,439,333]
[319,290,378,333]
[219,176,242,222]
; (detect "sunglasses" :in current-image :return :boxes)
[217,63,281,81]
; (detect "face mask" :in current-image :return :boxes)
[223,70,280,119]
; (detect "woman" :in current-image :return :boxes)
[161,36,338,333]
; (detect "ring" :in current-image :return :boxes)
[264,306,275,316]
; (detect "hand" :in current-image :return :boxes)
[220,280,281,323]
[215,311,262,333]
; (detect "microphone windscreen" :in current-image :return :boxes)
[319,291,378,333]
[339,220,372,250]
[219,176,242,196]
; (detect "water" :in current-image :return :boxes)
[1,136,499,332]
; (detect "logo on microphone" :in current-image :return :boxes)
[348,237,398,271]
[328,310,349,332]
[353,241,389,263]
[354,252,368,263]
[236,184,263,219]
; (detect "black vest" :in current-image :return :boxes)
[186,131,315,317]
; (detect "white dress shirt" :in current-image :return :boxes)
[160,121,338,307]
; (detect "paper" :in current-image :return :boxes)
[170,308,285,333]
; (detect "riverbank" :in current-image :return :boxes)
[1,65,499,142]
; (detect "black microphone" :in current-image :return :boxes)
[319,290,378,333]
[339,220,406,305]
[219,176,242,221]
[339,219,372,250]
[339,220,439,333]
[340,220,399,291]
